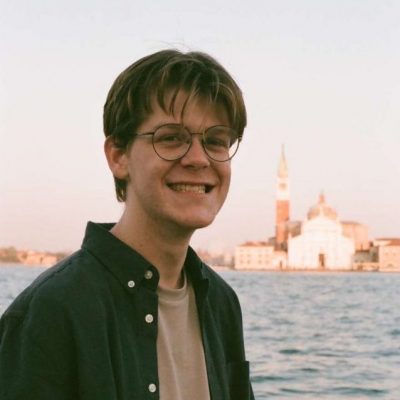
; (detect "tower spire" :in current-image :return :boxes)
[278,144,288,178]
[275,145,290,250]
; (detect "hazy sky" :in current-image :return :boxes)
[1,0,399,253]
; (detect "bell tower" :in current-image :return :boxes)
[275,145,290,250]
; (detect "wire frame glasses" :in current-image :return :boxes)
[135,123,241,162]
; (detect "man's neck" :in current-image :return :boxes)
[110,210,193,289]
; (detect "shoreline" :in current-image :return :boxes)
[1,262,399,273]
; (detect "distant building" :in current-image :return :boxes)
[19,250,58,266]
[235,241,275,270]
[0,247,68,266]
[342,222,369,251]
[195,249,233,268]
[288,194,355,270]
[373,238,400,271]
[352,250,378,271]
[234,148,375,271]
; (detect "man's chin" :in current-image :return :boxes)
[179,217,215,232]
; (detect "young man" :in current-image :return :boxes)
[0,50,254,400]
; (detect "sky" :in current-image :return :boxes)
[1,0,399,254]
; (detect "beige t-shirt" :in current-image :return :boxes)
[157,274,210,400]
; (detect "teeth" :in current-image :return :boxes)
[170,184,207,193]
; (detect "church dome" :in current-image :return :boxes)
[307,193,338,220]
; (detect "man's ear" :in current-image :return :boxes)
[104,136,129,179]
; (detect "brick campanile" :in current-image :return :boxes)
[275,146,290,250]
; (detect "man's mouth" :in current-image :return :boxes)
[168,183,212,194]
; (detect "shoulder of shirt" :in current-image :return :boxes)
[1,248,100,320]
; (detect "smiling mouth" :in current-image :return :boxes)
[168,183,213,194]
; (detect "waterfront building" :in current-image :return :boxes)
[19,250,58,266]
[342,222,369,251]
[234,148,373,271]
[235,241,275,270]
[352,250,378,271]
[287,193,355,270]
[373,238,400,271]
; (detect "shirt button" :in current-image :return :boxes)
[148,383,157,393]
[127,280,135,288]
[145,314,154,324]
[144,270,153,280]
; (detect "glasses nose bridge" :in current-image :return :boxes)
[186,130,206,147]
[183,130,209,159]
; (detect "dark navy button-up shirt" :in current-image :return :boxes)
[0,222,254,400]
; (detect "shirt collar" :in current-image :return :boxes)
[81,222,208,294]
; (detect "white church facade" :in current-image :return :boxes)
[287,194,355,270]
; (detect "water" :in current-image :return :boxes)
[223,271,400,399]
[1,265,399,399]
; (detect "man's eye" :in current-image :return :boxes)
[157,134,181,142]
[154,130,189,146]
[205,135,230,148]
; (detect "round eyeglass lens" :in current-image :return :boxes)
[203,126,239,161]
[152,125,190,161]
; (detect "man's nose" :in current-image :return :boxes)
[180,134,210,168]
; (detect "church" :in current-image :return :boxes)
[235,148,369,270]
[287,194,356,269]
